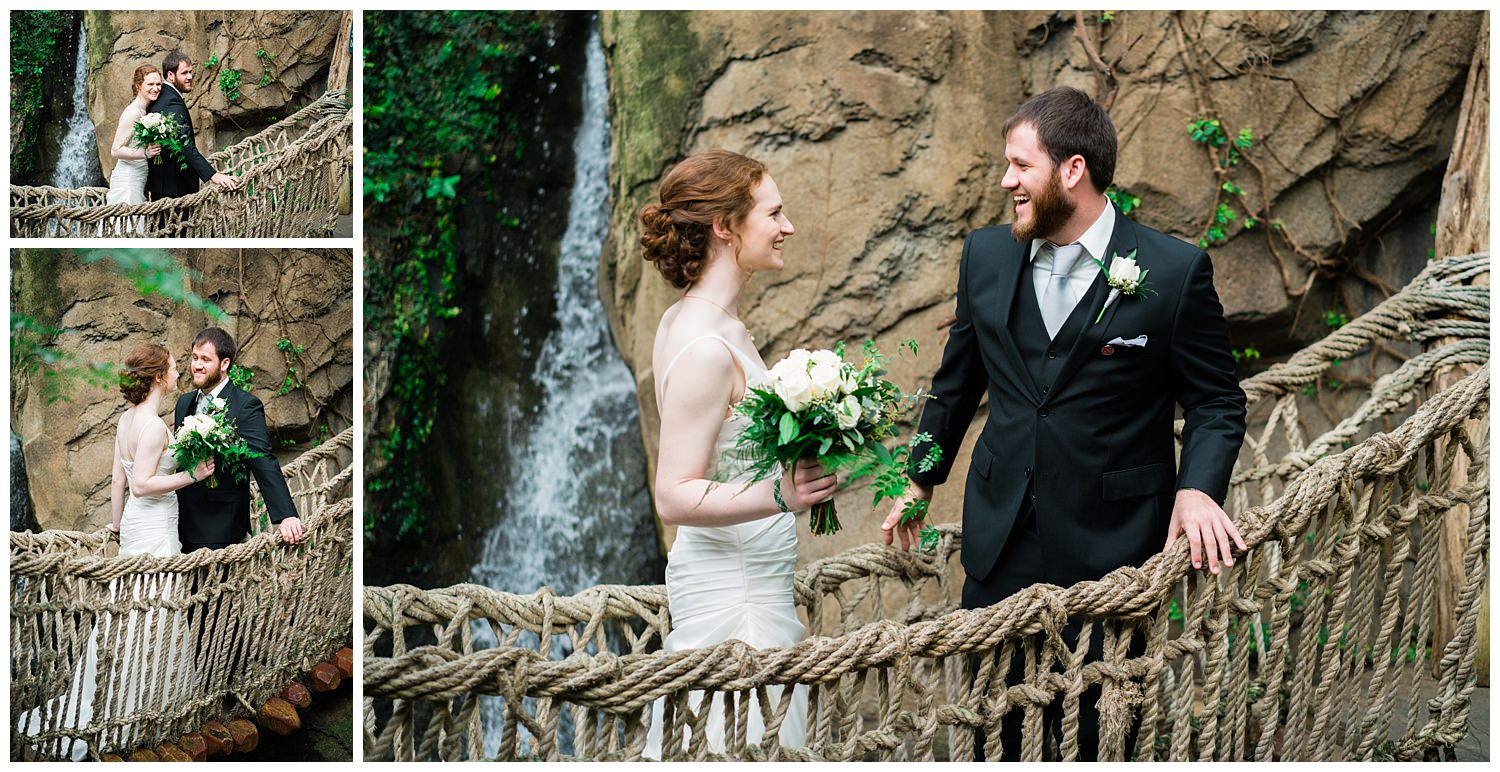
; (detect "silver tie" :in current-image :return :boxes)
[1040,242,1086,339]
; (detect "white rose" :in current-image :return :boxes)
[210,396,226,410]
[1109,255,1141,289]
[807,353,844,400]
[140,113,162,129]
[835,394,863,429]
[769,350,816,412]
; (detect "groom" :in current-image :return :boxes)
[174,327,302,551]
[884,87,1247,760]
[145,51,239,202]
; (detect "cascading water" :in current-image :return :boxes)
[50,17,104,189]
[469,21,658,757]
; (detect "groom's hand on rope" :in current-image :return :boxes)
[210,172,239,190]
[1164,488,1246,575]
[276,516,304,545]
[882,483,932,551]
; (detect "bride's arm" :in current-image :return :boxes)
[109,453,126,532]
[130,424,205,497]
[110,107,147,160]
[653,344,835,527]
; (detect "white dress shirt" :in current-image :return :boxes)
[1028,203,1117,313]
[195,377,231,414]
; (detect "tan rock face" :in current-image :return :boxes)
[84,10,342,179]
[12,249,353,532]
[601,10,1479,566]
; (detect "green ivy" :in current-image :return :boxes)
[10,10,77,181]
[363,11,556,540]
[218,65,243,101]
[1106,185,1140,217]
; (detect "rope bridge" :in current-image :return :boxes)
[10,427,354,761]
[363,254,1489,762]
[10,90,352,238]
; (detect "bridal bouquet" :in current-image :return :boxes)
[732,340,943,550]
[132,112,188,169]
[169,397,263,488]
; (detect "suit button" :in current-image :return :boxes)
[1038,407,1049,417]
[1041,385,1050,394]
[1024,466,1032,477]
[1047,350,1058,359]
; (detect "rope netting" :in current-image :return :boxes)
[10,90,351,238]
[10,427,354,761]
[363,254,1488,761]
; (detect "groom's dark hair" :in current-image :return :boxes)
[1002,86,1116,193]
[162,50,192,79]
[193,327,236,365]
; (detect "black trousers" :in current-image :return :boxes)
[962,501,1144,761]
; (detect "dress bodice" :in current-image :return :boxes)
[117,422,181,559]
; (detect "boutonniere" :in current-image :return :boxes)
[1093,249,1154,324]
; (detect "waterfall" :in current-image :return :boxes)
[50,17,104,189]
[469,21,657,757]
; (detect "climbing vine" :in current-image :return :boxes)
[363,11,559,541]
[10,10,78,182]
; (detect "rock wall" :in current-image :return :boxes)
[11,248,353,532]
[84,10,341,179]
[599,10,1480,562]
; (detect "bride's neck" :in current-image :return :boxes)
[689,249,751,317]
[139,388,164,414]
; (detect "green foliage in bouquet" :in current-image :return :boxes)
[732,339,942,550]
[170,398,264,488]
[132,111,190,171]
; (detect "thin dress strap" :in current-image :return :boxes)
[656,334,760,407]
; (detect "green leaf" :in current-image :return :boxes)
[778,412,800,446]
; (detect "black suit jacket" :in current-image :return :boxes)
[910,206,1247,588]
[174,381,298,548]
[145,83,216,199]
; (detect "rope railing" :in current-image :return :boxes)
[362,254,1488,761]
[10,428,355,761]
[10,90,352,238]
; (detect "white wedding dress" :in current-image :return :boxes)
[103,101,150,235]
[646,335,809,758]
[18,422,188,760]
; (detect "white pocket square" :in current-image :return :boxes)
[1107,334,1148,347]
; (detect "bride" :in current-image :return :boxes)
[640,149,833,758]
[17,343,211,759]
[102,65,164,234]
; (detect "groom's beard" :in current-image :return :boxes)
[1011,173,1076,244]
[195,370,225,392]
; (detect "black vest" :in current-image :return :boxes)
[1010,259,1107,396]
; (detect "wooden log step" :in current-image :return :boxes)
[100,754,125,762]
[200,721,234,757]
[258,696,302,736]
[155,742,193,761]
[309,661,342,692]
[227,718,259,753]
[281,681,313,709]
[178,732,209,762]
[127,749,161,762]
[334,646,354,679]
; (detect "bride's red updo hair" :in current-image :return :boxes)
[640,149,767,289]
[131,65,159,96]
[119,343,171,404]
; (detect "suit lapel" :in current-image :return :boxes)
[992,238,1043,403]
[1049,206,1138,399]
